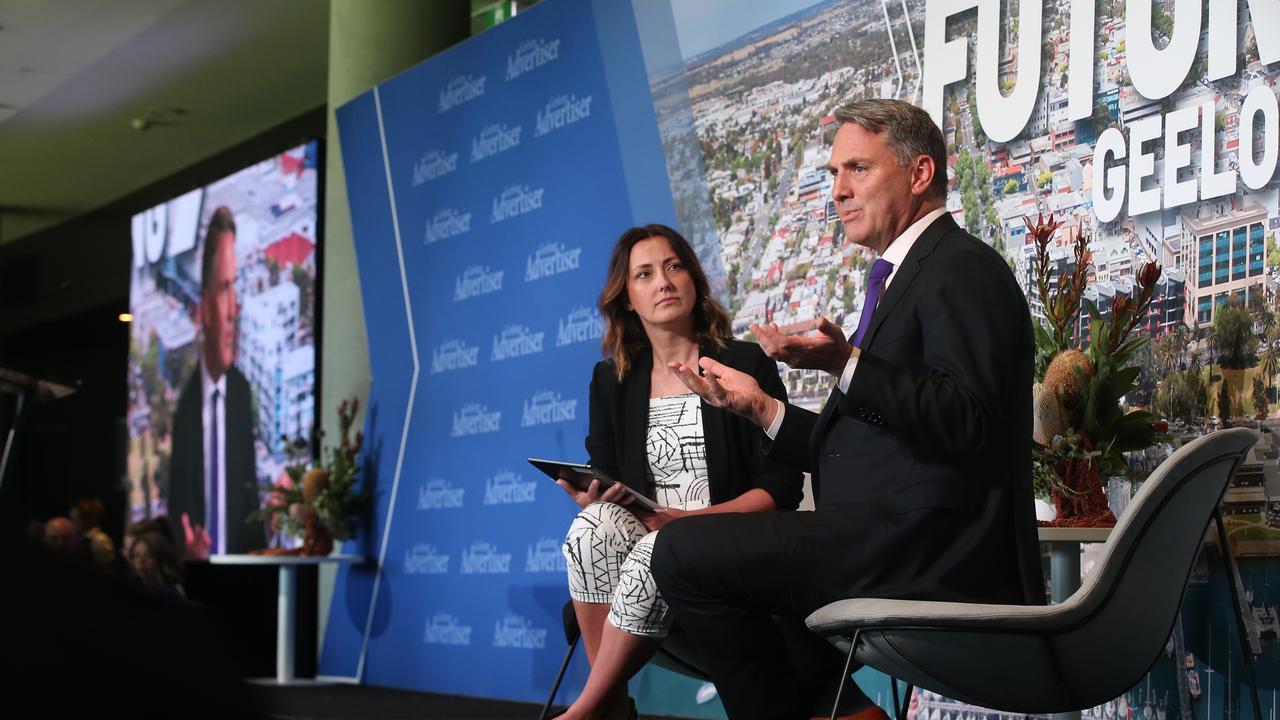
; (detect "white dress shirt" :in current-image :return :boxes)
[200,363,228,554]
[765,207,950,439]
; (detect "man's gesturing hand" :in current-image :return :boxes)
[751,317,853,377]
[668,357,777,429]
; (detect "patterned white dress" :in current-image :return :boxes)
[562,394,709,637]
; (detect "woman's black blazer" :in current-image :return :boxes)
[584,339,803,509]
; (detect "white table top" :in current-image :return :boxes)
[208,553,365,566]
[1037,526,1114,543]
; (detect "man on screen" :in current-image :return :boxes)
[169,206,264,558]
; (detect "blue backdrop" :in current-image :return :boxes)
[322,0,680,703]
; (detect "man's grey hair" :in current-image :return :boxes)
[833,99,948,200]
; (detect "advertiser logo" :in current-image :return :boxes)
[535,94,593,137]
[506,37,561,80]
[411,149,458,186]
[525,537,566,573]
[521,390,577,427]
[425,208,471,245]
[429,339,479,375]
[423,612,472,646]
[450,403,502,437]
[490,184,545,223]
[492,613,548,649]
[556,306,604,347]
[454,265,504,301]
[525,242,582,281]
[470,123,522,162]
[438,74,486,113]
[403,543,450,575]
[460,541,512,575]
[491,324,544,361]
[483,469,537,506]
[418,477,466,509]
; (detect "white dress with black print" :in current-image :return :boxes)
[562,394,709,637]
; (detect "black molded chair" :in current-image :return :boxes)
[806,428,1262,720]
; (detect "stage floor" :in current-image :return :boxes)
[251,683,684,720]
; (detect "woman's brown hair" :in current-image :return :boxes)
[599,224,732,380]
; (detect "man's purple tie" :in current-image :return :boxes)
[208,388,220,554]
[851,259,894,348]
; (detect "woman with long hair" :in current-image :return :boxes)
[556,224,801,719]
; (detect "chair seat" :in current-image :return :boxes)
[804,428,1260,717]
[808,596,1069,635]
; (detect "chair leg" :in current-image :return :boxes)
[890,677,900,720]
[829,629,860,720]
[896,682,913,720]
[539,634,579,720]
[1213,508,1263,720]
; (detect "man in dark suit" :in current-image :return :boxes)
[169,206,264,558]
[654,99,1043,720]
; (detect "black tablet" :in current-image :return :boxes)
[527,457,663,511]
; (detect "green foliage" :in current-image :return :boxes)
[1069,321,1157,474]
[249,396,370,542]
[1213,301,1259,369]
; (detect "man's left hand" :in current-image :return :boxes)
[639,506,690,532]
[752,317,853,376]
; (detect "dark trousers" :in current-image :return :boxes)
[651,506,977,720]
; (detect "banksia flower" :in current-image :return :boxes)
[1043,349,1095,408]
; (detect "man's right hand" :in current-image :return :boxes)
[668,357,777,429]
[181,512,212,560]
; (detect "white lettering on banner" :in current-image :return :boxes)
[490,184,545,223]
[492,614,548,649]
[526,242,582,281]
[471,123,522,162]
[423,613,472,646]
[454,265,505,301]
[484,470,537,505]
[1089,100,1262,220]
[418,478,466,509]
[556,306,603,346]
[425,209,471,245]
[491,324,544,361]
[521,390,578,427]
[525,538,566,573]
[412,150,459,186]
[430,339,479,375]
[439,74,486,113]
[920,0,1280,217]
[403,543,450,575]
[535,94,593,136]
[451,403,502,437]
[460,541,512,574]
[506,37,561,80]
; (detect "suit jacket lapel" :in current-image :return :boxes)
[621,353,651,494]
[859,213,954,350]
[700,344,731,505]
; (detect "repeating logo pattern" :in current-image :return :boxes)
[506,37,561,81]
[438,74,486,113]
[417,478,466,509]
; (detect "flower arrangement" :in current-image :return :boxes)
[1026,214,1160,526]
[251,396,370,554]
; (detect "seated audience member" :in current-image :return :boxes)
[71,498,116,570]
[128,531,187,600]
[43,517,81,553]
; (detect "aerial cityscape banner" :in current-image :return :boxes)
[328,0,1280,715]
